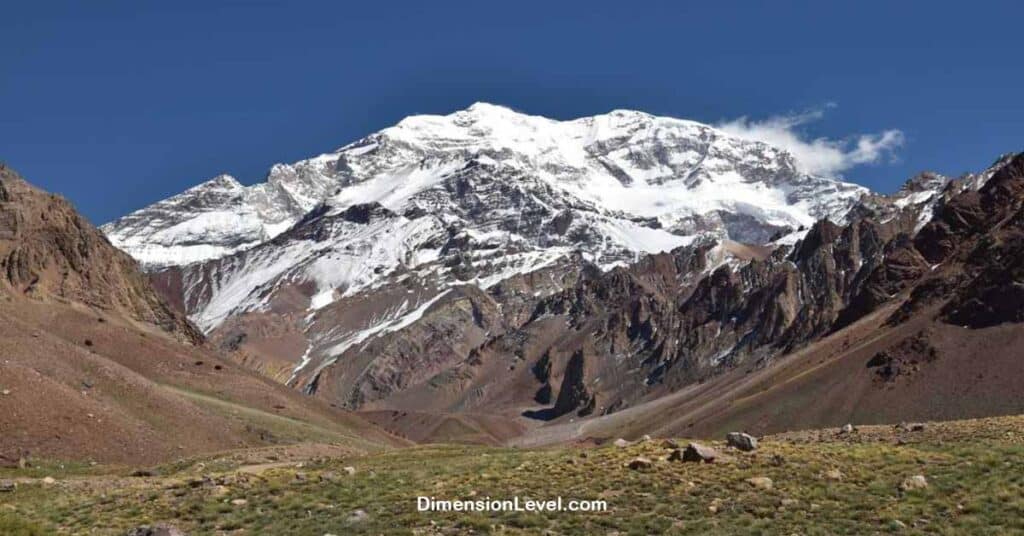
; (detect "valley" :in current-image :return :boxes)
[4,415,1024,534]
[3,104,1024,534]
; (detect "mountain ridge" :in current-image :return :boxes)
[94,103,1024,447]
[102,102,867,270]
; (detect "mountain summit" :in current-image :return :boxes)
[98,104,884,407]
[103,103,865,270]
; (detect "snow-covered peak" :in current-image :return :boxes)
[103,103,868,273]
[178,173,241,193]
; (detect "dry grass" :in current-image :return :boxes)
[3,415,1024,534]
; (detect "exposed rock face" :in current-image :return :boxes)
[462,216,906,415]
[0,165,199,342]
[551,350,596,418]
[304,285,505,408]
[845,153,1024,330]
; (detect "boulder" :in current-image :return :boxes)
[725,432,758,452]
[896,422,926,432]
[899,475,928,492]
[824,469,844,481]
[343,466,357,476]
[627,457,653,471]
[746,477,773,490]
[672,442,718,463]
[347,509,369,523]
[613,438,631,448]
[840,423,855,434]
[0,480,15,492]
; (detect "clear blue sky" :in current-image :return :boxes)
[3,1,1022,224]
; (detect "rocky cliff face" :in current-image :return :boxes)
[0,165,200,343]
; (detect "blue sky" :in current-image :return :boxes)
[3,1,1022,223]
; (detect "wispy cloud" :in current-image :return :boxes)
[716,105,904,177]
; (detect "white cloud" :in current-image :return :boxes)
[716,106,904,177]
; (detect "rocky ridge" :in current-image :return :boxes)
[0,164,200,342]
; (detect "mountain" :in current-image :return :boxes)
[98,103,1024,446]
[101,104,869,407]
[104,103,867,271]
[0,165,399,465]
[513,152,1024,445]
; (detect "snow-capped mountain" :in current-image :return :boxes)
[103,103,876,394]
[104,103,866,270]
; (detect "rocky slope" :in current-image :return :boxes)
[507,153,1024,444]
[0,164,199,342]
[0,166,400,465]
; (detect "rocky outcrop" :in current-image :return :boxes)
[847,153,1024,329]
[551,350,596,418]
[304,285,506,408]
[0,165,200,343]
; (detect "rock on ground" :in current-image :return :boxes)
[348,509,369,523]
[672,442,719,463]
[900,475,928,491]
[726,432,758,451]
[627,457,653,470]
[125,525,185,536]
